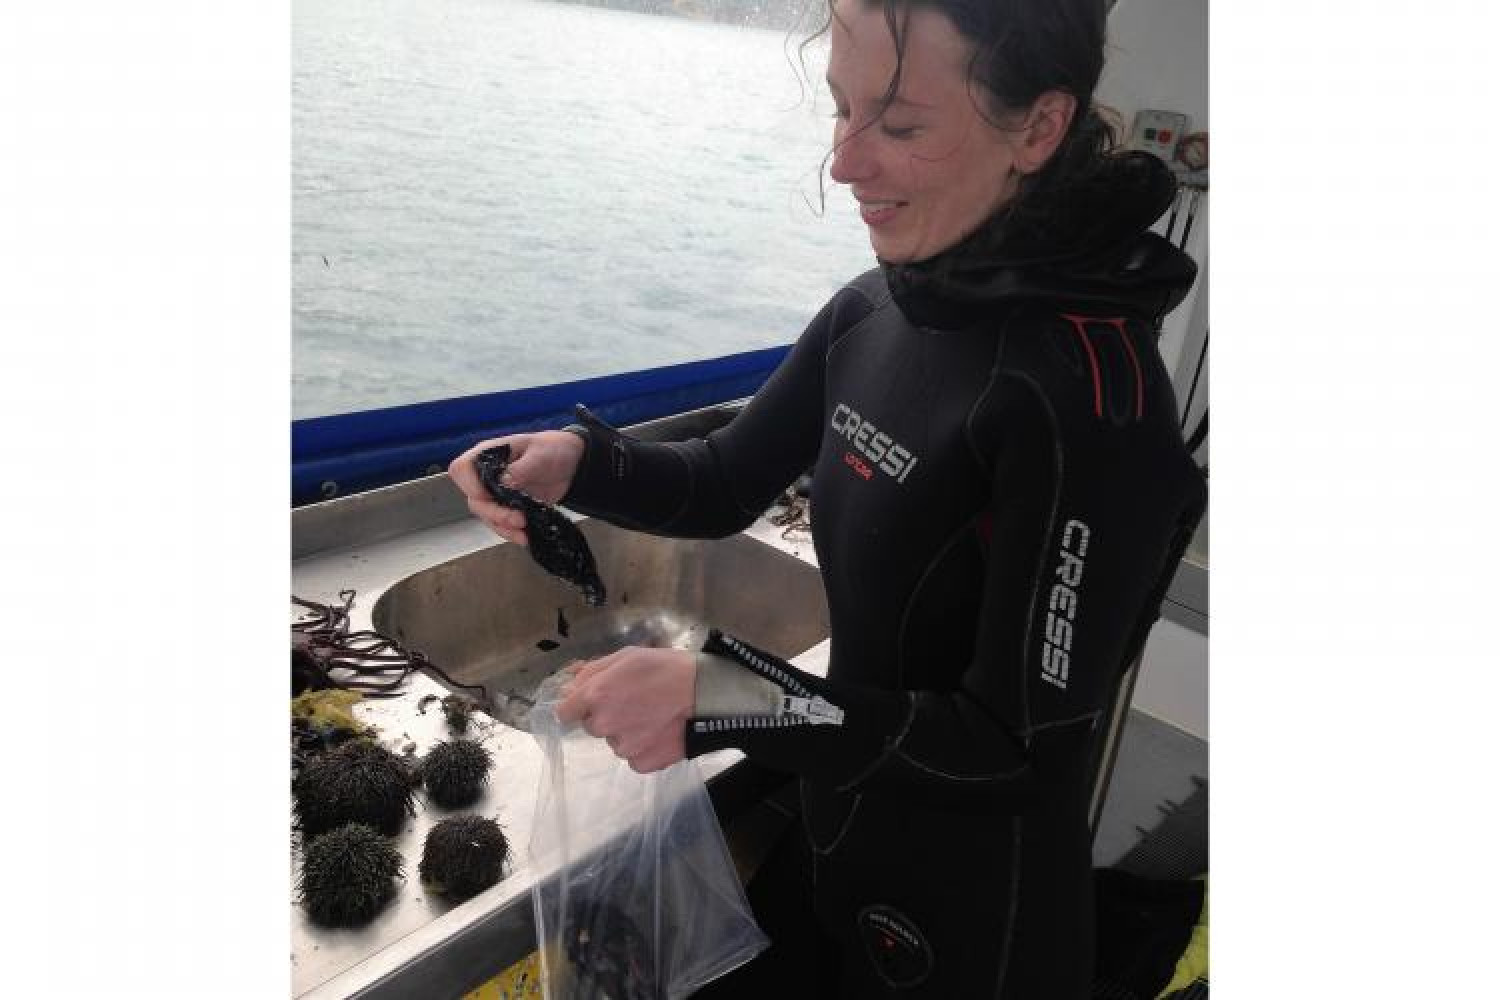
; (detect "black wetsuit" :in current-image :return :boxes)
[562,153,1206,999]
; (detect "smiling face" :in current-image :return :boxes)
[826,0,1025,263]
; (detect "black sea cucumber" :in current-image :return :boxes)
[474,444,607,605]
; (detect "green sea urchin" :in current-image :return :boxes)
[419,815,510,902]
[293,739,415,837]
[291,716,363,777]
[297,823,404,927]
[420,740,493,809]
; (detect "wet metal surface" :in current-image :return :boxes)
[291,496,829,999]
[371,520,830,729]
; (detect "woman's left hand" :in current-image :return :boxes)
[556,646,697,773]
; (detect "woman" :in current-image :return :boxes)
[449,0,1205,995]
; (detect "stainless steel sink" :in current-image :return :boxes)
[372,518,830,727]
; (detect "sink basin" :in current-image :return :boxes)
[373,519,830,727]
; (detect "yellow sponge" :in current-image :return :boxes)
[291,689,369,735]
[1158,875,1208,997]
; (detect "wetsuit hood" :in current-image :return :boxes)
[880,151,1197,329]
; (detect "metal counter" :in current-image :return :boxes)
[291,479,826,1000]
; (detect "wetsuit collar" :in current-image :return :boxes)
[880,152,1197,331]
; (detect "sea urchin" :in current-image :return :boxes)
[293,738,415,837]
[419,815,510,902]
[420,739,493,809]
[297,822,404,927]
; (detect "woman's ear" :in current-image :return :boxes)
[1013,91,1079,175]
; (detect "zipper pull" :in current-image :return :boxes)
[782,695,845,726]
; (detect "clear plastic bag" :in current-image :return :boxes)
[526,673,769,1000]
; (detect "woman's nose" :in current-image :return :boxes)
[830,128,875,185]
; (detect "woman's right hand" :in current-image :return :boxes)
[447,430,586,546]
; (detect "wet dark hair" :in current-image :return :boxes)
[804,0,1123,252]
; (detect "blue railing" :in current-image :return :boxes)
[291,345,789,506]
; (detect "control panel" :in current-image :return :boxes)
[1126,109,1190,162]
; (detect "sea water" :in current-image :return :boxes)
[293,0,872,419]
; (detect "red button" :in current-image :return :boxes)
[1158,129,1173,142]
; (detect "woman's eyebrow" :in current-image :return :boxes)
[824,75,937,111]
